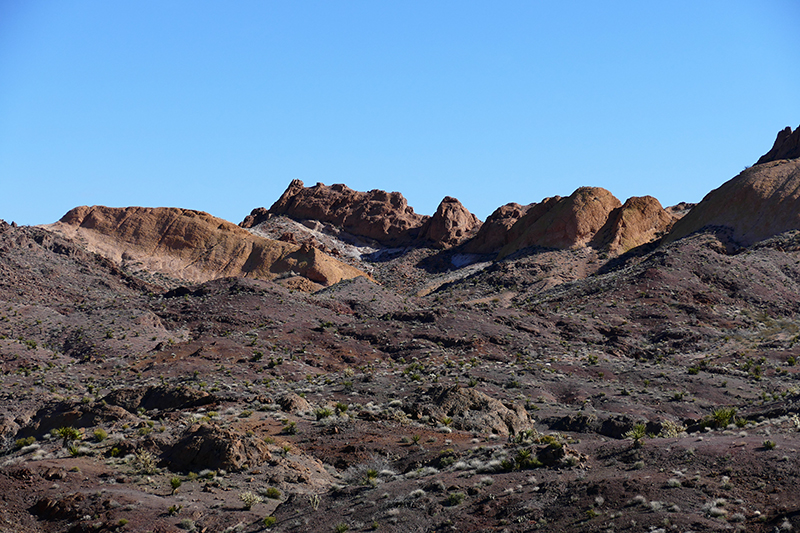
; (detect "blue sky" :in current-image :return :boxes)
[1,1,798,226]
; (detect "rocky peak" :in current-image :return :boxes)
[591,196,676,254]
[461,202,532,254]
[498,187,621,258]
[265,180,427,245]
[756,125,800,165]
[418,196,481,248]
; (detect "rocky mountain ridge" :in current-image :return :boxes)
[0,125,799,533]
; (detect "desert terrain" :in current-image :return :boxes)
[1,126,800,533]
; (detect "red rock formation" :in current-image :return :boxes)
[592,196,676,254]
[461,202,532,254]
[498,187,621,258]
[50,206,369,288]
[665,159,800,247]
[756,125,800,165]
[418,196,481,248]
[266,180,428,244]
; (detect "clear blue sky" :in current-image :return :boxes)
[1,1,798,226]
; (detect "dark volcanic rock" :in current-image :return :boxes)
[167,423,271,472]
[103,385,214,414]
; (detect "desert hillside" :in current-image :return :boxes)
[0,126,799,533]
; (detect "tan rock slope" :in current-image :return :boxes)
[664,158,800,247]
[47,206,368,287]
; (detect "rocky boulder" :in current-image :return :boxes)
[47,205,368,288]
[103,385,214,414]
[263,180,428,244]
[406,385,532,436]
[277,392,312,415]
[664,159,800,247]
[592,196,676,254]
[418,196,481,248]
[167,423,271,472]
[461,202,532,254]
[16,400,137,439]
[756,124,800,165]
[498,187,622,258]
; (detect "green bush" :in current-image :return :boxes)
[264,487,281,500]
[15,436,35,449]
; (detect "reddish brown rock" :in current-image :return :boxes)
[265,180,428,244]
[756,125,800,165]
[665,158,800,247]
[498,187,621,258]
[462,202,532,254]
[49,205,368,288]
[592,196,676,254]
[665,202,695,218]
[418,196,481,248]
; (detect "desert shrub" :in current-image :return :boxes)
[624,423,647,447]
[263,487,281,499]
[15,436,35,449]
[711,407,737,428]
[763,440,777,450]
[93,428,108,442]
[132,449,157,474]
[53,426,82,447]
[658,420,686,438]
[239,491,263,509]
[315,408,334,420]
[170,477,182,492]
[263,516,277,527]
[446,492,466,506]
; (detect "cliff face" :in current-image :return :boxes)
[50,205,369,288]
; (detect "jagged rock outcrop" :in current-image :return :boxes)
[498,187,622,258]
[406,385,532,436]
[461,202,532,254]
[418,196,481,248]
[664,159,800,247]
[262,180,428,244]
[591,196,676,254]
[756,125,800,165]
[47,205,368,288]
[167,423,271,472]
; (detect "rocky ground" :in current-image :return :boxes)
[2,209,800,533]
